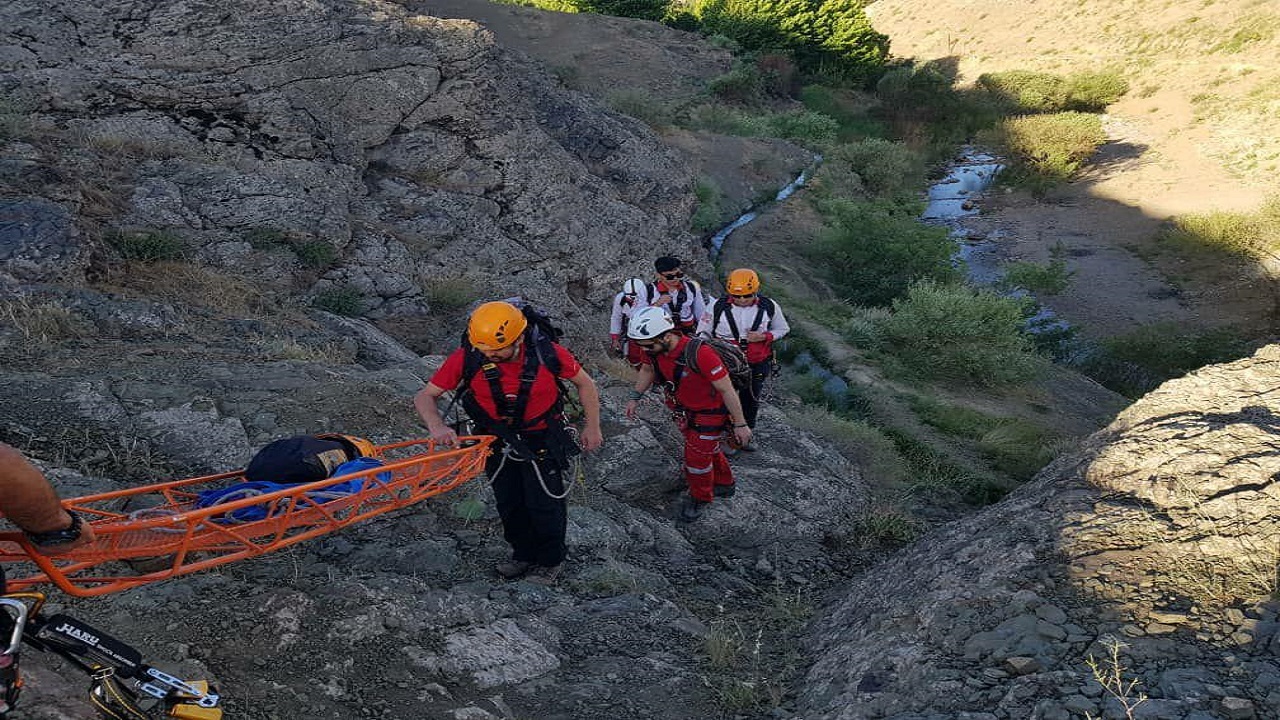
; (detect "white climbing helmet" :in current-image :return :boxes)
[623,278,646,296]
[627,306,674,340]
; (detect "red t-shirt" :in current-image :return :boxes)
[430,343,581,429]
[642,336,728,411]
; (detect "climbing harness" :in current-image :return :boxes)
[1,592,222,719]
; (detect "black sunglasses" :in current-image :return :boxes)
[635,339,661,350]
[729,293,756,299]
[661,271,684,280]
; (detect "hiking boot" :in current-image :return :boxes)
[525,564,563,585]
[713,484,736,498]
[681,498,710,522]
[495,560,533,579]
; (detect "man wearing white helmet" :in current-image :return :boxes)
[624,307,751,522]
[609,278,649,369]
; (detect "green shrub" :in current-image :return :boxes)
[606,89,673,128]
[878,282,1040,386]
[851,505,920,547]
[312,287,364,316]
[829,138,922,196]
[294,241,336,269]
[977,71,1070,113]
[1065,71,1129,111]
[709,63,765,104]
[691,178,724,233]
[108,229,185,262]
[882,426,1009,505]
[1074,323,1252,398]
[909,396,1058,480]
[758,109,839,143]
[1001,258,1074,295]
[577,0,666,19]
[691,0,889,82]
[809,198,958,306]
[785,405,906,485]
[991,111,1106,186]
[1159,197,1280,260]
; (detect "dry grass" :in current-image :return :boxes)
[114,260,270,316]
[0,296,90,347]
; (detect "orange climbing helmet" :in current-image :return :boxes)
[468,301,528,351]
[315,433,376,459]
[726,268,760,296]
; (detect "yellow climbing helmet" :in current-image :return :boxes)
[316,433,376,458]
[468,301,528,351]
[726,268,760,296]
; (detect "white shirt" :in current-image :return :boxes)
[698,296,790,341]
[648,279,707,329]
[609,291,643,336]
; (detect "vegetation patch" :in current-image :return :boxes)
[691,177,724,233]
[977,70,1128,113]
[312,287,364,316]
[909,396,1060,480]
[986,111,1107,193]
[1158,197,1280,261]
[116,261,268,316]
[0,296,89,347]
[1072,322,1253,398]
[606,89,674,128]
[422,277,479,311]
[1001,257,1074,295]
[808,198,957,306]
[784,403,905,486]
[877,282,1042,387]
[107,228,185,262]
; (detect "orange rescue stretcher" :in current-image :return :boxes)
[0,437,494,597]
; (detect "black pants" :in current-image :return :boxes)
[742,360,773,429]
[487,433,568,567]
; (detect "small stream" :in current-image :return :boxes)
[707,154,823,260]
[923,148,1074,345]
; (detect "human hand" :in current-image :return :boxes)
[430,425,459,448]
[653,294,671,307]
[745,331,768,343]
[624,399,639,420]
[33,521,96,557]
[732,425,752,448]
[580,425,604,451]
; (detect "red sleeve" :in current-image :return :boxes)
[552,343,583,379]
[695,344,728,381]
[427,348,467,391]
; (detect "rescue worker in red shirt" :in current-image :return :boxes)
[623,307,751,522]
[646,256,707,335]
[698,268,790,441]
[609,278,648,369]
[414,301,603,584]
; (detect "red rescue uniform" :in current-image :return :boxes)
[430,343,580,428]
[642,336,735,502]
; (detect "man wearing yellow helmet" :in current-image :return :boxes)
[414,301,602,585]
[698,268,789,445]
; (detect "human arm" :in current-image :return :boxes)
[710,375,752,447]
[413,382,459,447]
[0,443,97,555]
[746,301,788,344]
[624,363,656,420]
[609,296,625,351]
[567,368,604,451]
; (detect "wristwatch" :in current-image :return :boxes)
[24,511,84,547]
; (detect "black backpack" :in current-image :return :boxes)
[711,296,776,348]
[244,436,353,484]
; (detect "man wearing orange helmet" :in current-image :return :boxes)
[699,268,789,442]
[414,301,603,584]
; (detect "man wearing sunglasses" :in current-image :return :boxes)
[645,256,707,336]
[624,307,751,522]
[699,268,789,444]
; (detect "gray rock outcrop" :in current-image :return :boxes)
[799,344,1280,720]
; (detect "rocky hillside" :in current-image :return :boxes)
[799,344,1280,720]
